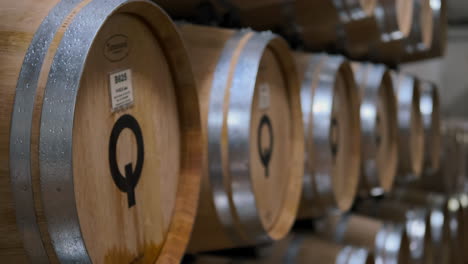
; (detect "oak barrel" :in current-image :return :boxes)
[403,0,434,55]
[391,189,462,263]
[295,53,361,218]
[420,81,441,175]
[267,235,375,264]
[186,235,374,264]
[355,199,432,263]
[317,213,411,264]
[375,0,414,38]
[402,0,447,62]
[179,24,304,252]
[352,63,398,194]
[0,0,202,263]
[369,0,414,64]
[429,120,467,193]
[391,71,424,180]
[443,119,468,192]
[296,0,377,51]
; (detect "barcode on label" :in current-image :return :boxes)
[259,83,270,110]
[109,69,134,112]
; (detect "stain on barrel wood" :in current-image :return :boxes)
[0,1,202,263]
[355,199,433,263]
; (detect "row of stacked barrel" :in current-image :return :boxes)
[188,189,467,264]
[0,0,453,263]
[155,0,448,65]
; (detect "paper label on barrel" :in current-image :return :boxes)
[259,83,270,110]
[109,69,134,112]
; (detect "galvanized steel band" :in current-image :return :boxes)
[357,64,387,188]
[405,208,428,261]
[208,30,252,245]
[375,223,405,264]
[38,0,163,262]
[209,30,296,245]
[304,54,339,212]
[228,31,285,244]
[419,81,439,171]
[392,72,420,178]
[9,0,90,262]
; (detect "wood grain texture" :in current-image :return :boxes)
[73,13,181,263]
[1,1,202,263]
[249,47,292,231]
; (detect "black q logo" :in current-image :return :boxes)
[109,114,144,208]
[258,114,274,178]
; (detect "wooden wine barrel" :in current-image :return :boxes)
[333,0,380,59]
[317,214,411,264]
[272,235,375,264]
[295,53,361,218]
[391,189,462,263]
[434,119,468,193]
[443,119,468,193]
[372,0,433,65]
[352,63,398,193]
[0,0,202,263]
[418,122,462,193]
[419,81,441,175]
[402,0,434,55]
[402,0,448,62]
[369,0,414,64]
[391,72,424,180]
[355,199,432,264]
[374,0,414,39]
[186,235,374,264]
[371,0,434,65]
[339,17,381,59]
[178,24,304,253]
[425,122,466,193]
[296,0,377,51]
